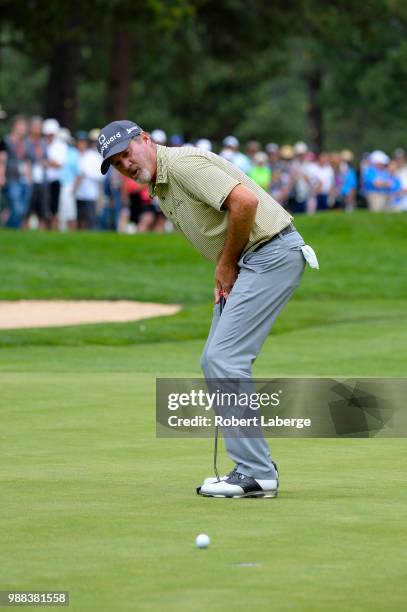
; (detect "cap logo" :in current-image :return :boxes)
[127,126,139,135]
[100,131,122,154]
[99,134,106,145]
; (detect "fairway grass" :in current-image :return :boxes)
[1,325,406,611]
[1,213,407,610]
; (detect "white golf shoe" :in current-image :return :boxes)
[197,470,278,498]
[201,462,279,486]
[202,467,237,486]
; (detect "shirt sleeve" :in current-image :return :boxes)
[363,168,376,191]
[171,155,241,210]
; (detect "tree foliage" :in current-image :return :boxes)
[1,0,406,152]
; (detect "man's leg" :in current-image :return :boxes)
[6,181,24,228]
[200,230,306,480]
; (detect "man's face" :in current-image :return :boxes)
[13,119,27,138]
[30,120,42,138]
[110,134,157,184]
[76,139,88,152]
[319,153,329,165]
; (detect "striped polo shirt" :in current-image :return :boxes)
[149,145,293,262]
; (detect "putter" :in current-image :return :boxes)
[213,291,226,482]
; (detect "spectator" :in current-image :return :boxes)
[151,129,167,145]
[271,145,294,208]
[287,142,318,214]
[266,143,281,173]
[313,151,335,211]
[121,175,147,231]
[249,151,272,190]
[121,174,166,233]
[169,134,184,147]
[103,166,124,231]
[220,135,252,174]
[3,113,406,225]
[279,145,294,165]
[139,192,167,232]
[0,139,6,223]
[245,140,261,160]
[392,148,407,211]
[43,118,67,230]
[3,115,32,228]
[73,131,102,229]
[59,128,79,231]
[195,138,212,151]
[364,150,392,211]
[337,150,357,212]
[385,160,402,210]
[88,129,106,224]
[25,116,48,229]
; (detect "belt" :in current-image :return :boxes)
[252,223,296,252]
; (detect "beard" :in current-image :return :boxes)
[135,168,153,184]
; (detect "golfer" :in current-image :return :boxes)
[97,120,318,498]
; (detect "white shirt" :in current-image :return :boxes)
[76,149,103,201]
[32,162,44,183]
[291,160,320,199]
[313,164,335,194]
[46,138,68,182]
[396,165,407,210]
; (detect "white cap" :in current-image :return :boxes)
[266,142,279,154]
[151,129,167,144]
[253,151,268,164]
[223,135,239,148]
[370,150,390,165]
[196,138,212,151]
[58,128,72,143]
[43,118,60,135]
[294,141,308,155]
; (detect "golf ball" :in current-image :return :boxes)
[195,533,210,549]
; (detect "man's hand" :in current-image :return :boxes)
[214,261,238,302]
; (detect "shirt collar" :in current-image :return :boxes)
[156,145,168,184]
[150,145,168,195]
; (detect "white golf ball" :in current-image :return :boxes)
[195,533,210,549]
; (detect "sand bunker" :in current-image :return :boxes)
[0,300,181,330]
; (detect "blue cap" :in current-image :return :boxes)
[97,120,142,174]
[169,134,184,146]
[75,130,89,141]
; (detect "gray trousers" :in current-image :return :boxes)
[200,229,306,479]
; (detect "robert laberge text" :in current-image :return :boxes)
[168,415,311,429]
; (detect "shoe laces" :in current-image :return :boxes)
[227,467,238,478]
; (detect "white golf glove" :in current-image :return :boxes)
[300,244,319,270]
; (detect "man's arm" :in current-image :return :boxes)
[215,184,258,301]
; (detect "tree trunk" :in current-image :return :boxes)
[106,28,133,121]
[305,67,323,152]
[43,33,80,132]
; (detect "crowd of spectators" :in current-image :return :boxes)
[1,115,406,233]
